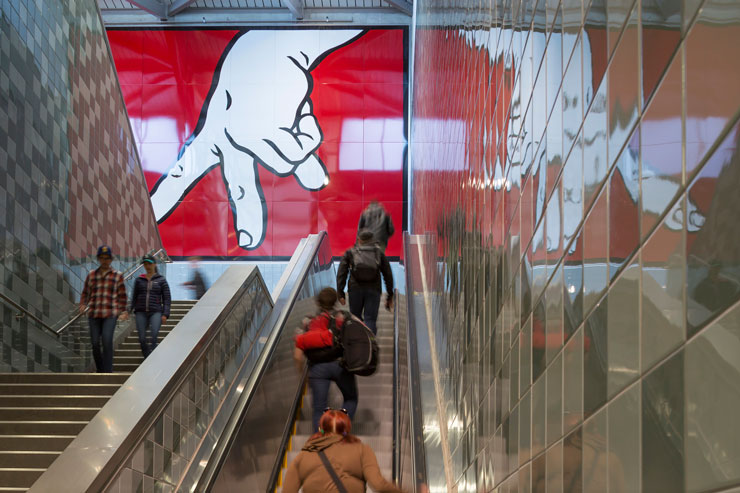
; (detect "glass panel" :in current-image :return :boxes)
[583,298,607,416]
[642,349,685,493]
[640,52,683,239]
[563,326,583,434]
[547,350,563,446]
[563,37,583,159]
[608,382,640,493]
[641,0,682,103]
[547,440,564,493]
[607,4,640,166]
[521,316,533,396]
[582,406,608,493]
[608,128,640,280]
[532,450,547,493]
[564,227,584,339]
[685,0,740,178]
[532,373,547,456]
[606,0,636,57]
[641,200,686,370]
[546,263,564,364]
[563,427,583,493]
[583,80,609,210]
[684,302,740,490]
[533,297,547,381]
[686,120,740,336]
[520,389,532,466]
[583,0,608,98]
[583,188,608,316]
[607,261,640,397]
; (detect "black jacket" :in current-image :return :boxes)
[130,273,171,317]
[336,245,394,300]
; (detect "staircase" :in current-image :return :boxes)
[278,296,397,492]
[0,300,196,492]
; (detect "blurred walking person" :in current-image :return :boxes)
[357,201,394,253]
[79,245,128,373]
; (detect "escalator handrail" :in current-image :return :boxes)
[195,232,329,492]
[403,233,429,492]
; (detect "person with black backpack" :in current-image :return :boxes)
[336,229,394,335]
[357,201,395,253]
[294,288,359,433]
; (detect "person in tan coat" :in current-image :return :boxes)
[283,409,405,493]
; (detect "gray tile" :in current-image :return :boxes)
[642,349,684,493]
[686,303,740,492]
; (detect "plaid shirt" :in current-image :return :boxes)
[80,268,127,319]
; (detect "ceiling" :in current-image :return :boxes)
[98,0,412,26]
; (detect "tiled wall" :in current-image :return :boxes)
[0,0,162,371]
[410,0,740,491]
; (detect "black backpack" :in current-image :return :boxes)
[338,314,379,376]
[350,246,380,282]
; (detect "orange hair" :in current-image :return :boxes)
[311,409,359,443]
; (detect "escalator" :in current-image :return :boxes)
[13,232,426,493]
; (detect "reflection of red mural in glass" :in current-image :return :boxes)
[108,29,407,258]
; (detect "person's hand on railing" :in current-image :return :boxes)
[118,311,129,322]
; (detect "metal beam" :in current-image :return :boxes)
[168,0,200,17]
[382,0,412,16]
[282,0,304,19]
[126,0,167,19]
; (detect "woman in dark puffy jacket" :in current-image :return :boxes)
[130,255,171,357]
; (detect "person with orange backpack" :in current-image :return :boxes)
[294,288,358,433]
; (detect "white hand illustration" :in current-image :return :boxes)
[150,29,363,249]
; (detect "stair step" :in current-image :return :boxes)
[0,436,75,452]
[0,374,128,385]
[113,356,146,365]
[0,408,100,421]
[0,452,60,468]
[0,421,88,435]
[0,384,122,396]
[0,396,110,407]
[112,364,141,372]
[0,468,45,488]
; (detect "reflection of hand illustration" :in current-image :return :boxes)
[150,29,362,249]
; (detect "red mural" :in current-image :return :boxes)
[108,28,407,259]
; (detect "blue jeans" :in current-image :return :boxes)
[308,361,358,433]
[348,285,381,334]
[135,312,162,358]
[89,317,117,373]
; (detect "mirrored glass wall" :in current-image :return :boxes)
[410,0,740,490]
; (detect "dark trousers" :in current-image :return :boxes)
[348,285,381,334]
[88,317,117,373]
[308,361,358,433]
[135,312,162,358]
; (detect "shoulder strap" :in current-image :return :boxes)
[317,450,348,493]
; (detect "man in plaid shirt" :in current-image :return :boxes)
[79,245,129,373]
